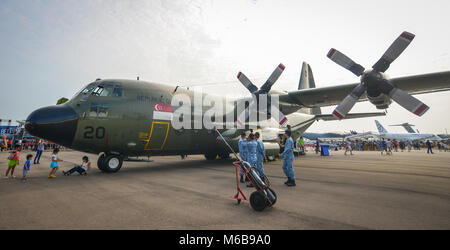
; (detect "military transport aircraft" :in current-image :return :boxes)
[25,31,450,173]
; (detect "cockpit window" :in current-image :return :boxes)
[81,85,96,94]
[92,85,122,97]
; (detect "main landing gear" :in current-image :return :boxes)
[97,153,123,173]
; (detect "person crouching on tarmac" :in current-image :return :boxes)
[279,130,296,186]
[245,133,259,188]
[255,132,266,182]
[238,132,248,183]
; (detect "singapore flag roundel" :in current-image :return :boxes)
[153,103,173,121]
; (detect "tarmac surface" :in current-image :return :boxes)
[0,148,449,229]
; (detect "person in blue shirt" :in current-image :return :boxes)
[246,133,258,187]
[238,132,248,183]
[22,154,33,182]
[279,130,296,186]
[255,132,266,179]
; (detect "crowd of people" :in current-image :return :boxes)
[309,138,449,156]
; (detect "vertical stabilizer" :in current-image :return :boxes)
[375,120,388,134]
[390,122,416,133]
[299,62,321,115]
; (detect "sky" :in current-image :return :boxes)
[0,0,449,134]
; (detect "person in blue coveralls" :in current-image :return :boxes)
[238,132,248,183]
[279,130,296,187]
[245,133,258,187]
[254,132,266,180]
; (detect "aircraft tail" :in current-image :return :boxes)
[375,120,388,134]
[404,125,416,133]
[298,62,321,115]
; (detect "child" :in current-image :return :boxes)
[63,156,91,176]
[22,154,33,182]
[48,148,62,178]
[5,145,21,178]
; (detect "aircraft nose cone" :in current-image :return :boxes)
[25,104,78,147]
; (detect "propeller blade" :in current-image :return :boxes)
[332,83,367,119]
[237,72,259,93]
[327,48,365,76]
[274,110,288,126]
[372,31,415,72]
[388,88,429,116]
[260,63,285,93]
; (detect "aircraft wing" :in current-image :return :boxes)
[314,112,386,121]
[280,71,450,107]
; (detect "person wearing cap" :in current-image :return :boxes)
[246,133,258,187]
[238,132,248,183]
[279,130,296,186]
[255,132,266,179]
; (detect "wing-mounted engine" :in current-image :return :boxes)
[327,31,430,118]
[363,71,392,109]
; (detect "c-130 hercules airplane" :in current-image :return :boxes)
[25,31,450,173]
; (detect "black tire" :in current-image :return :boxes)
[250,191,267,212]
[102,154,123,173]
[97,154,106,171]
[204,152,217,161]
[266,188,277,206]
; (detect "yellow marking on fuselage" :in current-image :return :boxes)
[144,121,170,150]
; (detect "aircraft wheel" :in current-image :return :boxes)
[97,154,107,171]
[204,152,217,161]
[102,154,123,173]
[250,191,267,212]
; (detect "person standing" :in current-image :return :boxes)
[279,130,296,187]
[21,154,33,182]
[381,138,387,155]
[426,140,433,154]
[315,139,320,154]
[48,148,62,178]
[344,139,353,155]
[238,132,248,183]
[407,140,412,152]
[299,136,304,152]
[34,140,45,164]
[255,132,266,180]
[5,145,21,178]
[386,139,393,155]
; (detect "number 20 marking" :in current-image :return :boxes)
[84,126,105,139]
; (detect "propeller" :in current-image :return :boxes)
[327,31,429,119]
[236,64,288,127]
